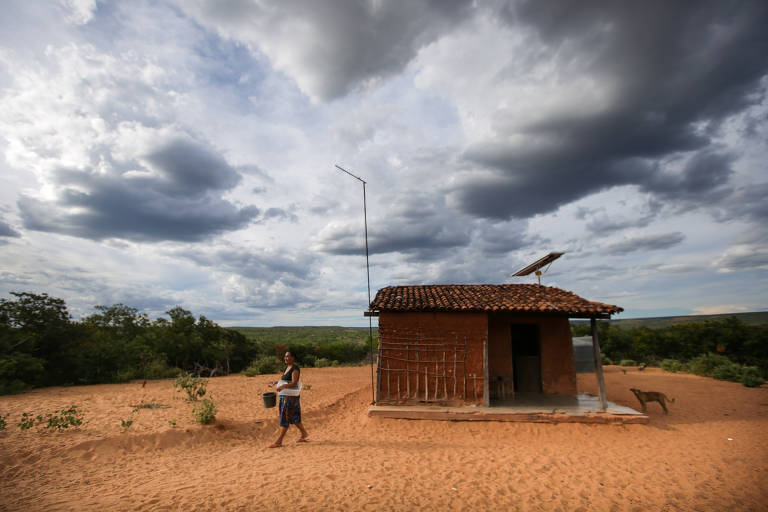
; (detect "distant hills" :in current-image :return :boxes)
[609,311,768,329]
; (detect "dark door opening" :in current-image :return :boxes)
[511,324,542,393]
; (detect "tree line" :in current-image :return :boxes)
[0,292,371,395]
[571,316,768,378]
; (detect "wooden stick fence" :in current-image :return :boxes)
[376,332,482,404]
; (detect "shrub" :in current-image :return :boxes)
[242,356,282,376]
[314,357,333,368]
[0,412,8,431]
[18,412,39,430]
[302,354,317,368]
[0,378,31,396]
[712,361,743,382]
[193,397,217,424]
[686,353,733,378]
[18,405,84,431]
[601,354,613,366]
[174,372,208,401]
[121,418,133,430]
[142,358,179,379]
[115,368,136,383]
[44,405,84,430]
[741,366,764,388]
[619,359,637,367]
[660,359,684,372]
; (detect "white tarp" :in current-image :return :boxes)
[276,380,302,396]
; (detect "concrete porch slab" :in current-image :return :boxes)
[368,393,648,424]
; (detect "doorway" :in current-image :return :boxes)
[510,324,541,393]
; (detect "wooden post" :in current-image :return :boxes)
[406,344,410,401]
[443,351,447,399]
[425,364,429,402]
[386,358,390,401]
[591,318,608,412]
[415,348,420,398]
[397,369,401,403]
[453,346,457,399]
[376,339,382,404]
[483,336,490,407]
[434,359,438,400]
[463,340,467,400]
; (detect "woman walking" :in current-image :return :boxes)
[268,351,309,447]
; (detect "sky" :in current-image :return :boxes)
[1,0,767,326]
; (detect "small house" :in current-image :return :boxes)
[367,284,622,408]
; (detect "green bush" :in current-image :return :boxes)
[174,372,207,401]
[302,354,317,368]
[601,354,613,366]
[193,397,217,424]
[43,405,84,430]
[0,379,29,396]
[712,361,743,382]
[660,359,684,372]
[619,359,637,367]
[741,366,764,387]
[242,356,282,376]
[314,357,340,368]
[0,412,8,431]
[686,353,733,377]
[142,358,179,379]
[17,405,84,431]
[115,368,137,383]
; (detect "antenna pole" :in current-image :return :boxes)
[335,164,375,405]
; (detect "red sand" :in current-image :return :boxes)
[1,366,767,511]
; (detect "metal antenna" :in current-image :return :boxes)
[335,164,375,404]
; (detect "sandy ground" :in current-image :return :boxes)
[1,365,767,511]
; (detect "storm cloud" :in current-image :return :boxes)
[18,138,260,242]
[0,218,20,238]
[454,1,768,220]
[606,232,685,256]
[178,0,472,102]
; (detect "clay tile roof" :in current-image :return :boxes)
[369,284,622,317]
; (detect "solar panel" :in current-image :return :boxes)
[512,252,565,276]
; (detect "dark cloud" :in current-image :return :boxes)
[316,194,472,261]
[605,232,685,255]
[585,199,663,236]
[716,182,768,223]
[472,221,535,256]
[263,207,298,223]
[317,220,470,259]
[642,150,735,202]
[0,218,20,238]
[586,215,655,236]
[144,139,241,197]
[18,139,260,242]
[457,1,768,219]
[181,0,472,101]
[716,248,768,272]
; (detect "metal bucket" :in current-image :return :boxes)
[262,391,277,408]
